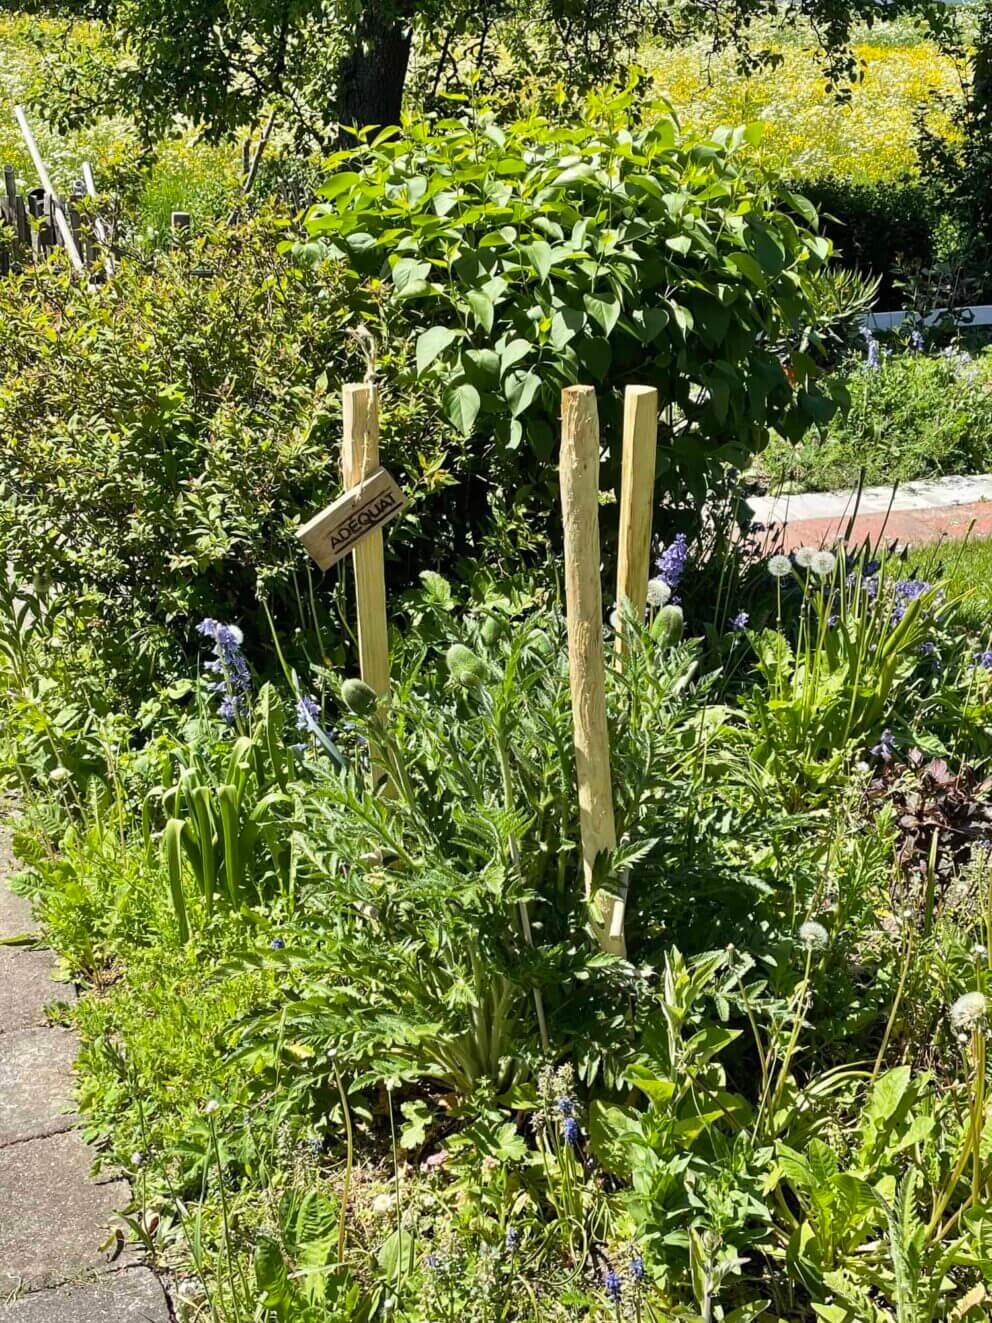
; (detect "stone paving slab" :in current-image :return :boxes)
[749,472,992,525]
[0,1268,170,1322]
[0,946,73,1034]
[0,1130,134,1295]
[0,829,37,940]
[0,1028,79,1147]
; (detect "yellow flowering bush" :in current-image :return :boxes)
[645,34,963,183]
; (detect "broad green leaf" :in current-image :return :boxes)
[583,292,621,336]
[505,370,541,418]
[524,240,553,283]
[416,326,459,376]
[466,289,495,333]
[443,381,481,435]
[499,338,531,375]
[550,306,584,349]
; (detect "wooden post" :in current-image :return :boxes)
[13,106,85,274]
[81,162,116,278]
[615,385,659,656]
[341,383,390,703]
[560,386,624,957]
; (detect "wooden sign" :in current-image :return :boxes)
[297,464,406,571]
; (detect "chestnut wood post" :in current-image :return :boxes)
[559,386,625,956]
[341,383,390,703]
[614,385,658,657]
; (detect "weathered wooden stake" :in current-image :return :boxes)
[13,106,85,274]
[171,210,191,236]
[341,383,390,704]
[615,386,658,657]
[81,162,116,278]
[559,386,625,957]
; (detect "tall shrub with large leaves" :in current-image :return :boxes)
[303,89,851,502]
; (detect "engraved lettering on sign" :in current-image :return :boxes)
[297,466,407,571]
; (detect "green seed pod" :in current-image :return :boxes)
[341,678,378,715]
[446,642,487,688]
[651,604,684,648]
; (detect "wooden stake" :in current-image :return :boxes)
[559,386,624,956]
[81,162,115,278]
[615,385,658,656]
[341,383,390,702]
[13,106,85,274]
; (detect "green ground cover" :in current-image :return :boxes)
[761,342,992,493]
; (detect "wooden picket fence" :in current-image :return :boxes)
[0,165,100,276]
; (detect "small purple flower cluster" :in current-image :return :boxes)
[974,649,992,670]
[602,1255,647,1306]
[890,579,933,625]
[197,619,251,723]
[729,610,749,632]
[861,326,881,371]
[871,729,897,763]
[655,533,688,595]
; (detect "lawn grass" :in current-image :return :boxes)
[918,535,992,635]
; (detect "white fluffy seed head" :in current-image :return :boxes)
[795,546,816,568]
[768,554,793,578]
[646,577,672,608]
[810,550,837,577]
[799,921,829,951]
[950,991,988,1033]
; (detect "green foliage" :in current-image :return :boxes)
[304,94,854,504]
[0,217,463,695]
[763,344,992,492]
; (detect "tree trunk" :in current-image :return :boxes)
[334,2,413,143]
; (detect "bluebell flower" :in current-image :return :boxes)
[425,1253,439,1271]
[630,1255,645,1283]
[861,327,881,371]
[270,937,285,950]
[555,1096,574,1118]
[296,695,320,731]
[909,329,924,352]
[198,618,251,722]
[505,1226,519,1252]
[871,729,897,762]
[604,1268,622,1304]
[562,1116,580,1147]
[919,641,937,656]
[729,610,749,631]
[974,650,992,670]
[655,533,688,593]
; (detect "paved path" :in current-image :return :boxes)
[0,821,171,1322]
[748,473,992,552]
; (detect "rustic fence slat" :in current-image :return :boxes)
[615,385,658,657]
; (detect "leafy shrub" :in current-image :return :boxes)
[797,176,939,304]
[0,218,466,695]
[304,93,854,507]
[762,344,992,491]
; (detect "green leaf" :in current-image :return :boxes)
[577,337,611,380]
[550,306,584,349]
[499,339,531,375]
[524,240,553,283]
[466,289,495,333]
[666,235,692,256]
[727,251,766,285]
[443,381,481,435]
[505,370,541,418]
[416,326,459,376]
[392,257,431,292]
[378,1229,416,1283]
[583,292,621,336]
